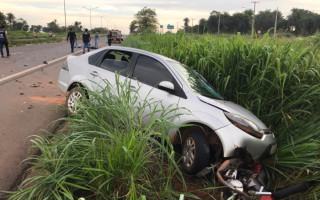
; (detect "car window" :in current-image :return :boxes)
[133,55,175,87]
[100,50,132,76]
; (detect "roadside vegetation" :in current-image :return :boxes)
[122,32,320,198]
[7,78,194,199]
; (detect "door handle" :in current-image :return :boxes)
[130,85,136,91]
[90,71,99,77]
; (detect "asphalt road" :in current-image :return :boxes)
[0,38,115,196]
[0,36,108,77]
[0,62,66,193]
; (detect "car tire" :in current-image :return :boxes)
[66,87,84,114]
[182,132,210,174]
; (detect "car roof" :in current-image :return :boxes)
[103,46,178,64]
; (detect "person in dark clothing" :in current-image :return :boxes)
[107,31,112,46]
[0,25,10,58]
[82,29,91,54]
[67,28,77,53]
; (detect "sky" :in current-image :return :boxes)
[1,0,320,34]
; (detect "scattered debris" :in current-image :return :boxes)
[49,81,53,84]
[24,64,28,66]
[31,84,40,88]
[20,93,24,95]
[43,61,48,64]
[28,105,35,109]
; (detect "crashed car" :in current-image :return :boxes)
[58,46,277,176]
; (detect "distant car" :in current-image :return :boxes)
[58,46,277,174]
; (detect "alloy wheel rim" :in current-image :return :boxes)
[67,91,83,113]
[183,137,196,168]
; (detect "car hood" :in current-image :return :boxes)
[198,95,267,129]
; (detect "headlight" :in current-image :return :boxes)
[224,112,263,139]
[62,60,69,71]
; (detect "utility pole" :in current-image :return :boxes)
[177,22,179,33]
[100,15,105,28]
[191,18,194,34]
[251,1,259,38]
[274,7,278,39]
[83,6,98,30]
[64,0,67,33]
[217,12,221,35]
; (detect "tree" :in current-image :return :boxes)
[183,17,190,32]
[12,18,29,31]
[30,25,42,32]
[198,18,207,34]
[255,10,284,34]
[134,7,158,33]
[231,10,252,34]
[0,12,6,26]
[287,8,319,35]
[74,21,82,32]
[43,19,60,33]
[6,12,15,29]
[129,20,138,33]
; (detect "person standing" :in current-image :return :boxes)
[94,31,100,48]
[82,29,91,54]
[67,28,77,53]
[107,31,112,46]
[0,25,10,58]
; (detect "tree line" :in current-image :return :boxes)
[183,8,320,36]
[129,7,320,36]
[0,12,107,33]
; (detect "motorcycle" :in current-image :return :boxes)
[211,150,316,200]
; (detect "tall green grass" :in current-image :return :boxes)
[7,77,191,200]
[123,33,320,198]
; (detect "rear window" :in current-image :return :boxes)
[99,50,132,76]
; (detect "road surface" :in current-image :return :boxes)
[0,36,108,77]
[0,38,116,197]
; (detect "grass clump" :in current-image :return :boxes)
[7,76,187,200]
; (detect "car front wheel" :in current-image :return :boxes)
[66,87,84,114]
[182,132,210,174]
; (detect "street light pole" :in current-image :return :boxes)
[83,6,98,30]
[251,1,259,38]
[64,0,67,33]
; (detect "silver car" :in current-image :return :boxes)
[58,46,277,174]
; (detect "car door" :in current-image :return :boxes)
[130,54,186,125]
[87,50,133,93]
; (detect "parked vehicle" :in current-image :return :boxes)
[110,29,122,44]
[58,46,277,175]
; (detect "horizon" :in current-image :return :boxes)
[1,0,320,34]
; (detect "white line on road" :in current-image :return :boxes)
[0,42,108,85]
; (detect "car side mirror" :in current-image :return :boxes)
[158,81,174,92]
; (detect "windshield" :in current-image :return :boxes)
[169,61,224,100]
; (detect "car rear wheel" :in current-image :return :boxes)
[66,87,84,114]
[182,132,210,174]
